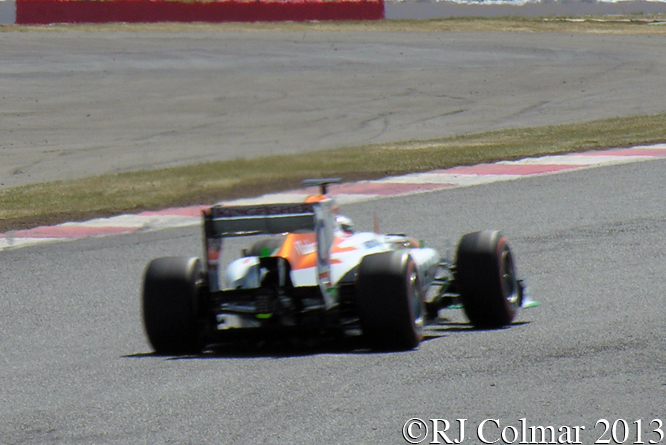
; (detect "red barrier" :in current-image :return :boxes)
[16,0,384,24]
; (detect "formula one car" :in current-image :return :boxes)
[142,178,532,354]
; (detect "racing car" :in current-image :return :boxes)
[142,178,532,354]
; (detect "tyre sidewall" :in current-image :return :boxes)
[142,256,203,354]
[355,250,424,351]
[456,231,518,328]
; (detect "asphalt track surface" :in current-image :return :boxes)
[2,30,666,444]
[3,30,666,187]
[1,157,666,443]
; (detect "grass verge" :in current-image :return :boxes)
[2,113,666,233]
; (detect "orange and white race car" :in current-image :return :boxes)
[141,178,533,354]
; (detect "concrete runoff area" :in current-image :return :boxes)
[0,0,16,24]
[2,30,666,190]
[385,0,666,19]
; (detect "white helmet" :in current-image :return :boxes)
[336,215,354,233]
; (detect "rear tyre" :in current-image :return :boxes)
[455,231,520,328]
[355,251,424,351]
[142,257,205,354]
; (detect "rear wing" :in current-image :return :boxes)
[203,200,335,300]
[204,203,316,238]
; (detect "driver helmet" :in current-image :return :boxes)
[336,215,354,233]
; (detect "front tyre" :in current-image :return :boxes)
[455,231,520,328]
[355,251,425,351]
[142,256,205,355]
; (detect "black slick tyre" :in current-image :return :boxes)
[355,250,424,351]
[455,230,520,328]
[142,256,205,355]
